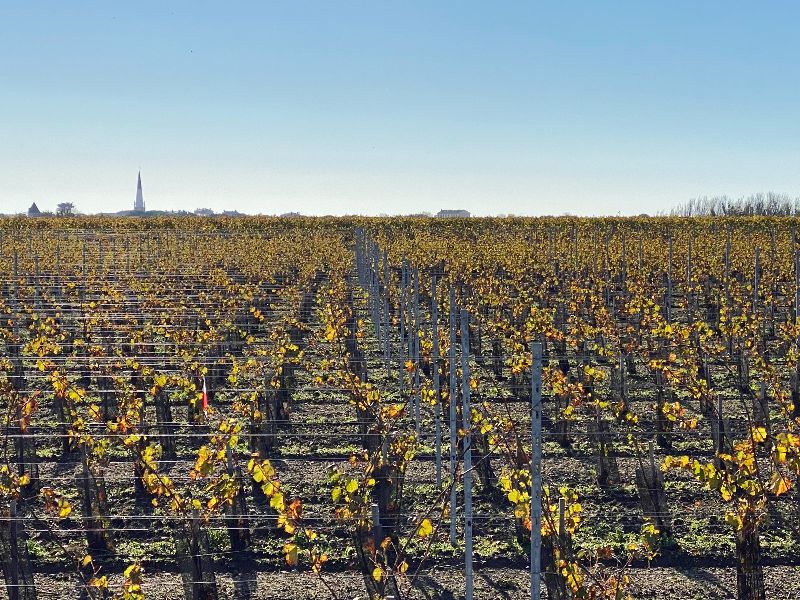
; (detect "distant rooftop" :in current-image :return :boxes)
[436,209,470,218]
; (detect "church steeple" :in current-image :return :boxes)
[134,171,145,212]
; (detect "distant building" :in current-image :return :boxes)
[436,209,470,218]
[134,171,145,212]
[280,212,302,217]
[195,208,214,216]
[27,202,41,217]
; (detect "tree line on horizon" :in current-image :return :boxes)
[671,192,800,217]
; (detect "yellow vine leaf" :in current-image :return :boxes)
[417,518,433,538]
[769,473,792,496]
[751,427,767,443]
[283,542,298,567]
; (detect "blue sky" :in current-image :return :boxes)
[1,2,799,216]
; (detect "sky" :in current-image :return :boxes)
[1,2,799,217]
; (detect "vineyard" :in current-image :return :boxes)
[0,216,799,600]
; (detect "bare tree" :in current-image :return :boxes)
[672,193,797,217]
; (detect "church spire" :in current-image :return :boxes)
[134,171,145,212]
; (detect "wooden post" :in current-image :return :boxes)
[413,267,421,437]
[753,247,760,314]
[8,500,19,600]
[621,231,627,282]
[460,309,473,600]
[530,343,543,600]
[1,500,35,600]
[399,259,407,393]
[449,288,458,545]
[687,238,693,319]
[371,503,382,544]
[713,395,727,468]
[638,235,643,273]
[371,240,381,340]
[725,229,731,304]
[666,235,673,323]
[432,274,442,487]
[383,251,391,379]
[795,249,800,323]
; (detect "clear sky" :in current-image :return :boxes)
[1,2,799,216]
